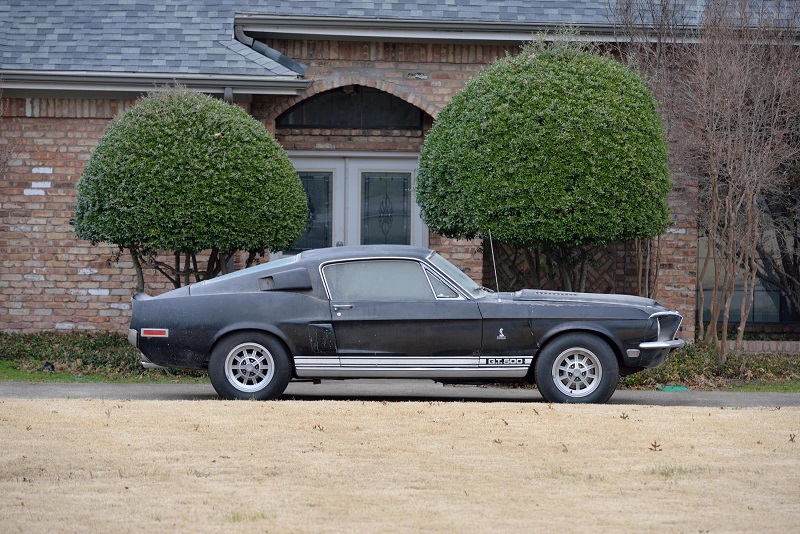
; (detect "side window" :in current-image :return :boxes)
[425,270,459,299]
[323,260,435,301]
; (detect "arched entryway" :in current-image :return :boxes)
[274,85,432,252]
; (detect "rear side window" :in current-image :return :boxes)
[323,260,435,301]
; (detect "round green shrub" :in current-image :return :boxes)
[75,89,308,255]
[416,45,671,248]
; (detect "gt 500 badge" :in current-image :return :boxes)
[486,358,525,365]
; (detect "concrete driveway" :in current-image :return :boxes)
[1,379,798,407]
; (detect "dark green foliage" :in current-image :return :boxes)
[0,331,130,362]
[621,343,800,388]
[0,331,144,376]
[75,88,308,257]
[0,331,204,379]
[416,43,671,249]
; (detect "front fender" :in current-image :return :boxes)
[538,323,623,355]
[535,319,650,365]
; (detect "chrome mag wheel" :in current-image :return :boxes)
[224,342,276,393]
[551,347,603,398]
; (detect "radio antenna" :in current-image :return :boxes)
[488,229,501,300]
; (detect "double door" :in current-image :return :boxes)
[286,152,428,252]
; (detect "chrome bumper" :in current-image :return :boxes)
[639,311,685,351]
[639,339,685,350]
[129,329,165,369]
[140,353,165,370]
[127,328,138,348]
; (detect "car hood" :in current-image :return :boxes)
[512,289,658,309]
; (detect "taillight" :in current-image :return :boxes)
[141,328,169,338]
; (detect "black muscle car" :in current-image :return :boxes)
[128,245,684,403]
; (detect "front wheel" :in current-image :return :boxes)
[534,333,619,404]
[208,333,292,400]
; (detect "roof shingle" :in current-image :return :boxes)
[0,0,706,78]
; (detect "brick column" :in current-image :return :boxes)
[654,171,698,340]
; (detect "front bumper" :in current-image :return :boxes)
[639,339,685,350]
[624,311,685,368]
[626,339,684,368]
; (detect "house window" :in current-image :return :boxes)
[698,237,798,324]
[276,86,423,130]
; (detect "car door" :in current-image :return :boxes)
[476,298,537,375]
[321,259,482,374]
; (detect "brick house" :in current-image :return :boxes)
[1,0,697,336]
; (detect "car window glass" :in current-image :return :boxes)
[428,252,484,298]
[324,260,435,301]
[426,270,459,299]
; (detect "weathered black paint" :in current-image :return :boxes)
[130,245,681,381]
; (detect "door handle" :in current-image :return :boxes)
[333,304,353,312]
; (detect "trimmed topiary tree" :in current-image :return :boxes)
[416,39,671,291]
[75,88,308,292]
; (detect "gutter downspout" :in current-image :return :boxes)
[235,25,308,75]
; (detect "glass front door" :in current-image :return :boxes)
[285,153,428,252]
[287,171,333,253]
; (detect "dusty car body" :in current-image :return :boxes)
[128,245,684,403]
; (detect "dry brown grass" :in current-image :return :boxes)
[1,399,798,533]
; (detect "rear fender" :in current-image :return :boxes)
[210,323,296,361]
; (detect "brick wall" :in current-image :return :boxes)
[726,340,800,355]
[1,98,151,332]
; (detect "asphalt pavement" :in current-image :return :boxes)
[0,379,798,407]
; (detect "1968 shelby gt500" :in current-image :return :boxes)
[128,245,684,403]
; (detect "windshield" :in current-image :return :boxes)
[428,252,485,299]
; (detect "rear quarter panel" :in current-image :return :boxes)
[132,291,331,369]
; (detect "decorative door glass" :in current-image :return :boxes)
[360,172,411,245]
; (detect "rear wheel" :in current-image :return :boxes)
[208,333,291,400]
[534,333,619,404]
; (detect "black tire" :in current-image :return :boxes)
[208,332,292,400]
[534,333,619,404]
